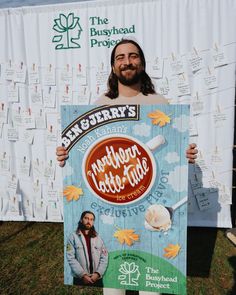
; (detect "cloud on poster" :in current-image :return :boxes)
[165,152,180,164]
[132,122,151,137]
[100,214,115,225]
[168,165,188,192]
[172,114,189,133]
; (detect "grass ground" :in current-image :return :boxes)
[0,222,235,295]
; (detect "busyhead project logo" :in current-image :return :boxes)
[52,12,136,50]
[118,262,140,286]
[52,13,83,50]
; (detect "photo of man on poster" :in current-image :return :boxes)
[66,211,108,287]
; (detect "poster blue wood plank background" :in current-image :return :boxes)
[61,104,189,294]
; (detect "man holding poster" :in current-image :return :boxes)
[57,39,197,166]
[58,39,198,295]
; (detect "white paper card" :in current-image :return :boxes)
[17,157,31,178]
[41,65,56,86]
[7,125,19,141]
[22,110,36,129]
[7,195,20,217]
[59,65,73,85]
[32,159,44,180]
[12,108,23,127]
[73,86,90,104]
[7,176,18,197]
[149,58,163,78]
[206,176,231,205]
[32,180,42,199]
[43,86,56,108]
[73,64,87,86]
[210,148,223,165]
[191,93,204,115]
[18,128,34,144]
[211,46,228,68]
[47,201,62,221]
[177,74,191,96]
[219,185,231,205]
[203,68,218,89]
[28,63,40,84]
[188,50,204,72]
[59,85,73,104]
[156,77,170,96]
[15,62,27,84]
[0,152,10,173]
[44,161,56,180]
[94,84,107,98]
[35,109,46,129]
[213,109,227,128]
[34,199,47,220]
[96,68,109,86]
[45,128,58,145]
[169,55,184,75]
[29,85,43,106]
[5,61,15,81]
[44,183,59,202]
[7,82,19,102]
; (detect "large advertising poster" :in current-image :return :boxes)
[62,104,189,294]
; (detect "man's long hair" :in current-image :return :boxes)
[77,211,97,238]
[105,39,156,99]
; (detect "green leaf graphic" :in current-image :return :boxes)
[60,14,68,29]
[52,35,62,42]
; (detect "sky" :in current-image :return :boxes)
[0,0,90,9]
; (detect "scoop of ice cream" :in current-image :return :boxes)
[145,204,171,231]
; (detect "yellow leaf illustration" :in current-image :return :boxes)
[114,228,139,246]
[163,243,181,259]
[148,110,171,127]
[63,185,83,202]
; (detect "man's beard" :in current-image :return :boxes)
[80,223,92,230]
[116,65,143,86]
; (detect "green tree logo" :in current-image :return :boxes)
[118,262,140,286]
[52,13,82,50]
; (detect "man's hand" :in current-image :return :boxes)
[82,274,94,284]
[186,143,198,164]
[56,146,68,167]
[90,272,100,283]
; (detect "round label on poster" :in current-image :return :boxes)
[82,134,157,205]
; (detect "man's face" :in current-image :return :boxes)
[81,213,94,230]
[112,43,144,86]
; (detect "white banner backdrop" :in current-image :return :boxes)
[0,0,235,227]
